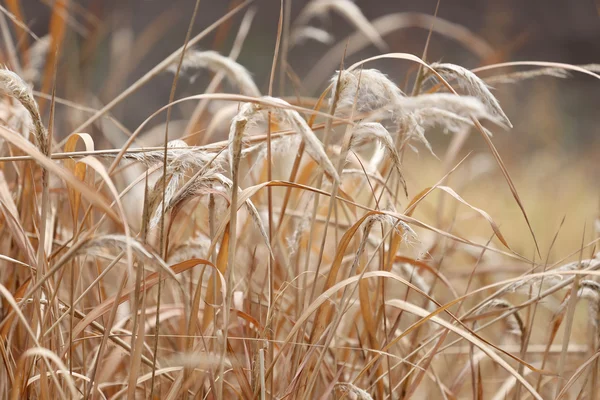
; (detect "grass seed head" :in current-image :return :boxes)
[0,67,47,154]
[332,69,404,115]
[430,62,512,127]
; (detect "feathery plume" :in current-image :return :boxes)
[396,105,488,157]
[123,144,220,171]
[332,69,404,115]
[505,254,600,294]
[334,382,373,400]
[331,69,499,132]
[398,93,498,122]
[350,122,403,177]
[430,62,512,127]
[145,140,220,229]
[0,67,48,154]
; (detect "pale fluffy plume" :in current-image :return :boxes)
[165,172,273,259]
[331,69,499,157]
[334,383,373,400]
[248,134,302,174]
[205,103,241,143]
[0,68,48,155]
[332,69,404,115]
[398,93,498,122]
[332,69,499,126]
[350,122,403,178]
[147,172,185,230]
[287,202,312,260]
[396,105,483,157]
[125,140,219,171]
[430,62,512,127]
[505,254,600,295]
[146,140,220,229]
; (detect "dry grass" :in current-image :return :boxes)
[0,1,598,399]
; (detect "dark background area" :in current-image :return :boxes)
[22,0,600,65]
[14,0,600,153]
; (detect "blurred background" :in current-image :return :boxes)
[6,0,600,255]
[15,0,600,143]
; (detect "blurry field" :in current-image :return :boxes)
[0,1,599,399]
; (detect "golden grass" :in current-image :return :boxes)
[0,1,598,399]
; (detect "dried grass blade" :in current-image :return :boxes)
[202,229,229,333]
[385,298,542,400]
[15,347,76,399]
[70,258,214,341]
[404,330,450,399]
[0,125,120,222]
[0,172,36,265]
[555,350,600,400]
[436,185,512,249]
[63,133,95,225]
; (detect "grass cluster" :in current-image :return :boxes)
[0,0,598,399]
